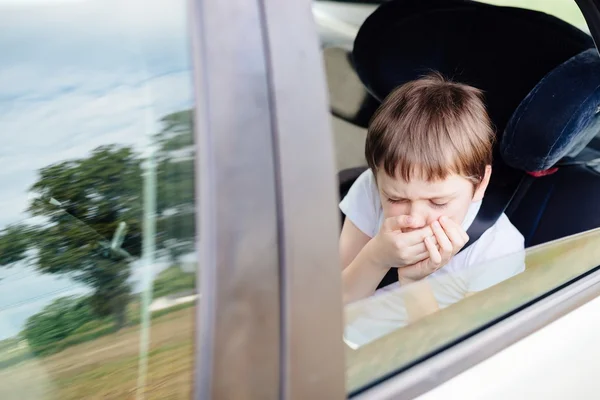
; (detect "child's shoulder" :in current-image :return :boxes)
[339,169,383,237]
[355,168,376,188]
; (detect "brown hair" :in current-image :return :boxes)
[365,72,494,185]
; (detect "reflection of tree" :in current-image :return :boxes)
[155,110,196,261]
[24,295,97,355]
[0,110,195,330]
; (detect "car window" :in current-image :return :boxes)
[313,1,378,48]
[317,1,600,396]
[345,229,600,394]
[480,0,588,31]
[0,1,197,399]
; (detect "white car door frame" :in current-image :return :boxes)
[189,0,345,399]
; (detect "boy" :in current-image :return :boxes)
[340,73,525,347]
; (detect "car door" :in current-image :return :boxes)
[3,0,600,399]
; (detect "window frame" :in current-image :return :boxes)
[189,0,282,398]
[189,0,345,398]
[189,0,600,399]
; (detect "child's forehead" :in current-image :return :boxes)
[376,170,470,198]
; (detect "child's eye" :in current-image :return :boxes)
[387,198,406,204]
[430,201,448,209]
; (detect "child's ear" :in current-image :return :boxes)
[473,165,492,202]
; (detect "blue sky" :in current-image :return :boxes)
[0,0,194,339]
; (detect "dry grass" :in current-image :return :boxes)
[0,307,195,400]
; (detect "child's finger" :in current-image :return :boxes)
[432,220,452,256]
[404,242,427,256]
[401,225,434,244]
[407,251,430,265]
[384,215,414,232]
[439,216,467,249]
[385,215,426,232]
[392,241,429,265]
[425,236,442,264]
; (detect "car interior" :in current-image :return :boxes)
[327,0,600,264]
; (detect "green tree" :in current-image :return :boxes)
[2,145,142,329]
[0,109,197,330]
[23,295,96,355]
[0,224,30,265]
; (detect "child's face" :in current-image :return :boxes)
[376,166,491,230]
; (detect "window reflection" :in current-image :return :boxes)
[344,249,526,349]
[345,229,600,393]
[0,1,197,399]
[312,1,378,48]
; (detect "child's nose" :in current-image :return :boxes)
[407,204,429,228]
[406,213,427,230]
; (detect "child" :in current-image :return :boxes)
[339,73,525,347]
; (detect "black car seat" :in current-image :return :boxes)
[351,0,593,135]
[339,0,593,214]
[388,48,600,288]
[336,0,599,288]
[502,49,600,246]
[339,0,593,207]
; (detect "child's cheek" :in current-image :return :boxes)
[446,202,470,227]
[382,202,407,218]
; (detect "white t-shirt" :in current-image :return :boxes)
[340,170,525,348]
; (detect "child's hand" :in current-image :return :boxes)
[397,216,469,283]
[371,215,435,269]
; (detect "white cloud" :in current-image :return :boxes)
[1,0,187,37]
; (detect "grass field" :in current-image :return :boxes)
[0,306,195,400]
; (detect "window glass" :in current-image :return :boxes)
[315,1,377,173]
[0,1,197,399]
[313,0,378,48]
[322,0,600,396]
[345,231,600,394]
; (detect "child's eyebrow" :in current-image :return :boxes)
[381,189,403,199]
[429,193,458,201]
[381,189,457,201]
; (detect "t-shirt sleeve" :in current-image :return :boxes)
[465,214,526,293]
[339,170,379,238]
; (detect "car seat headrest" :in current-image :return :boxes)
[352,0,592,135]
[501,49,600,173]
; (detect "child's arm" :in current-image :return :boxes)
[340,219,390,304]
[340,218,371,271]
